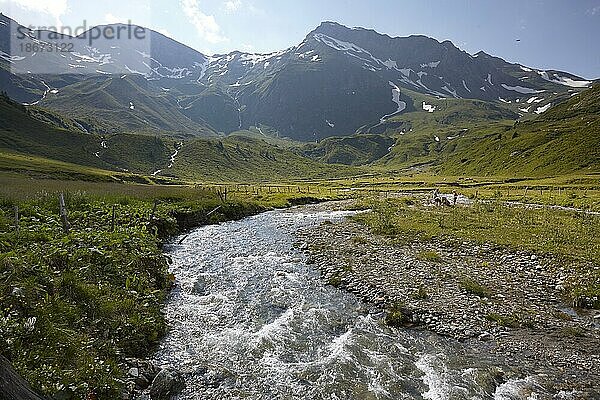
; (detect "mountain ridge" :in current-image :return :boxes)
[0,14,595,142]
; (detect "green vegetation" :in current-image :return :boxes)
[41,75,216,136]
[302,134,395,166]
[460,278,491,298]
[355,195,600,308]
[384,302,410,327]
[416,250,442,263]
[485,313,519,328]
[439,84,600,176]
[0,176,328,399]
[415,286,429,300]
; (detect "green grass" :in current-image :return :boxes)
[384,302,410,327]
[354,196,600,308]
[485,313,519,328]
[460,277,491,298]
[438,84,600,176]
[417,250,442,263]
[0,175,332,399]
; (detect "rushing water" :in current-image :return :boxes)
[153,207,548,400]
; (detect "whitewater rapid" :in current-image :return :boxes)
[153,206,546,399]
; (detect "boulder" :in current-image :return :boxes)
[149,369,185,400]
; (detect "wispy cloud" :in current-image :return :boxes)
[224,0,243,13]
[223,0,264,16]
[180,0,227,43]
[0,0,68,26]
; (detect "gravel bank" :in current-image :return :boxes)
[296,201,600,397]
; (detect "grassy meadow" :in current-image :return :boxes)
[1,159,599,399]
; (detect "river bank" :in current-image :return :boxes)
[297,200,600,398]
[0,186,323,400]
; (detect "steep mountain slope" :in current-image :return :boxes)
[41,74,217,136]
[0,92,357,181]
[1,15,593,141]
[0,92,109,168]
[438,84,600,175]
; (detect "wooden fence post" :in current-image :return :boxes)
[150,199,159,221]
[59,193,70,234]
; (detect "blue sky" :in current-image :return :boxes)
[1,0,599,78]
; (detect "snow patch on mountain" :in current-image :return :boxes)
[462,80,471,93]
[421,61,441,68]
[129,102,135,110]
[519,107,530,113]
[519,66,532,72]
[378,81,406,123]
[124,65,148,76]
[441,85,459,98]
[313,33,395,72]
[399,68,412,77]
[0,50,25,62]
[501,84,542,94]
[534,103,552,114]
[536,71,592,88]
[326,120,335,128]
[22,81,51,106]
[422,102,436,113]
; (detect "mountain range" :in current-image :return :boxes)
[0,13,598,179]
[1,14,594,140]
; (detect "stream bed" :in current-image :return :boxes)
[153,206,550,399]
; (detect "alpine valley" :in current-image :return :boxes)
[2,8,600,400]
[0,13,597,179]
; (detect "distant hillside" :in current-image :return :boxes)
[0,93,109,168]
[41,75,217,136]
[0,94,358,181]
[302,135,395,165]
[438,84,600,175]
[168,135,359,182]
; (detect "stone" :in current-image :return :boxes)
[149,369,185,400]
[128,367,140,378]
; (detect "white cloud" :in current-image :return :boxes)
[224,0,242,13]
[180,0,227,44]
[104,13,124,24]
[0,0,68,26]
